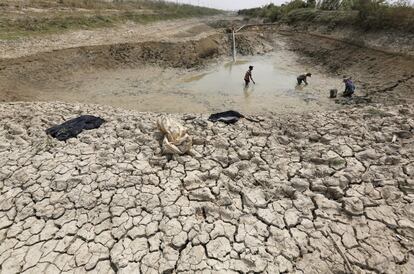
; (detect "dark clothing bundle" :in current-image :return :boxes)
[208,111,245,124]
[46,115,105,141]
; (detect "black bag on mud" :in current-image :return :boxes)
[330,89,338,98]
[46,115,105,141]
[208,110,245,124]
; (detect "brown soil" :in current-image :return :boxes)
[0,22,270,104]
[0,17,222,59]
[280,31,414,105]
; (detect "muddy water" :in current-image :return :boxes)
[34,51,342,114]
[179,53,340,113]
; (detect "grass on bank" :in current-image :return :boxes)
[0,0,222,40]
[238,0,414,33]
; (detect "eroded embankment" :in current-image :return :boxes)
[281,30,414,105]
[279,21,414,57]
[0,32,270,102]
[232,23,414,106]
[0,101,413,273]
[2,22,413,110]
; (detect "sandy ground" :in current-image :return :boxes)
[0,101,413,273]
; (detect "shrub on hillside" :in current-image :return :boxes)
[318,0,341,10]
[262,4,283,22]
[353,0,414,31]
[238,0,414,32]
[281,0,308,13]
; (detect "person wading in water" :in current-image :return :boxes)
[297,72,312,86]
[244,66,255,87]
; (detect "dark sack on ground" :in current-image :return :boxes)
[46,115,105,141]
[208,111,245,124]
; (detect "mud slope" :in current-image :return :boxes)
[0,33,269,102]
[0,101,413,273]
[0,16,225,60]
[282,31,414,104]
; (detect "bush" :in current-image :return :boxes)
[318,0,342,10]
[284,8,317,23]
[261,4,283,22]
[281,0,308,13]
[0,0,222,40]
[353,0,414,31]
[238,0,414,33]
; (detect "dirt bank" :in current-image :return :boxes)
[281,30,414,105]
[0,101,413,273]
[275,18,414,57]
[1,17,413,111]
[0,17,224,60]
[302,26,414,57]
[0,32,270,102]
[231,21,414,106]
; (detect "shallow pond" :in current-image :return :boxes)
[178,53,339,113]
[34,51,343,114]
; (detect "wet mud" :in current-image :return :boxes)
[27,51,341,114]
[1,33,344,114]
[0,20,413,113]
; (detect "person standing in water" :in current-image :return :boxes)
[297,73,312,86]
[244,66,255,87]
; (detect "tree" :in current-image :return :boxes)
[318,0,342,10]
[307,0,317,8]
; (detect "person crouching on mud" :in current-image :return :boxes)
[297,73,312,85]
[244,66,255,87]
[343,77,356,97]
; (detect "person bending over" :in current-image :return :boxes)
[297,73,312,85]
[343,77,356,97]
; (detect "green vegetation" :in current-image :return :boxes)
[238,0,414,33]
[0,0,221,40]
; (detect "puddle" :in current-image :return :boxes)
[175,53,341,113]
[182,57,296,94]
[32,51,343,114]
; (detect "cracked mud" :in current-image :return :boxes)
[1,102,413,273]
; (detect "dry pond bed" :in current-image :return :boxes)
[0,101,413,273]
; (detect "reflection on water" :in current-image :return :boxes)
[295,84,304,91]
[243,84,255,98]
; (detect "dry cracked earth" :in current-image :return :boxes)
[0,102,414,274]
